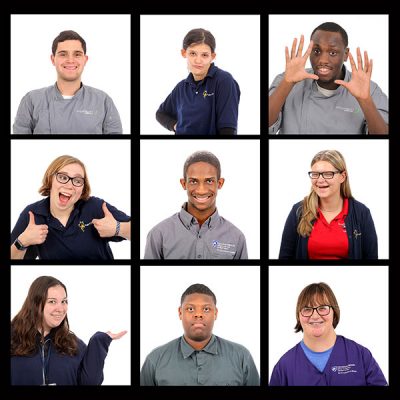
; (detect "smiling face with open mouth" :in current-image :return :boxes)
[310,30,349,90]
[50,163,84,215]
[41,285,68,336]
[310,161,345,201]
[180,161,224,221]
[51,40,88,83]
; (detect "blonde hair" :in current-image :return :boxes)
[298,150,352,237]
[38,155,91,201]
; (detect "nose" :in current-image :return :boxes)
[318,51,330,64]
[196,181,207,194]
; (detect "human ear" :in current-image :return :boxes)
[211,52,216,61]
[180,178,187,190]
[344,47,349,62]
[217,178,225,189]
[178,306,183,320]
[50,55,55,66]
[181,49,187,58]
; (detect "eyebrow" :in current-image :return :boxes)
[184,303,213,307]
[57,50,84,54]
[58,171,84,178]
[47,297,68,300]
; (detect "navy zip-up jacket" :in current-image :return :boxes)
[11,331,112,385]
[279,198,378,259]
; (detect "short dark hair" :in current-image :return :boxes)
[52,30,87,55]
[181,283,217,306]
[183,151,221,180]
[311,22,348,48]
[183,28,216,53]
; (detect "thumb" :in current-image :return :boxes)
[28,211,36,225]
[102,202,112,216]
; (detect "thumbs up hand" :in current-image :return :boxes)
[92,202,117,238]
[19,211,49,246]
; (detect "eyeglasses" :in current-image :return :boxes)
[300,305,333,317]
[55,172,85,187]
[308,171,341,179]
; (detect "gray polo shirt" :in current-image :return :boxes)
[140,335,260,386]
[144,204,248,259]
[13,83,122,134]
[269,66,388,134]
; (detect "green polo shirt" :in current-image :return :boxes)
[140,335,259,386]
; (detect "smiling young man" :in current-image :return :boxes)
[269,22,388,134]
[143,151,248,259]
[269,282,387,386]
[140,284,259,386]
[13,30,122,134]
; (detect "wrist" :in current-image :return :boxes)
[14,236,28,251]
[114,221,121,237]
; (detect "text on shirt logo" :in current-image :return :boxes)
[212,240,236,254]
[203,90,215,99]
[331,364,358,374]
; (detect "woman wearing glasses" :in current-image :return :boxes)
[269,282,387,386]
[10,155,130,259]
[279,149,377,259]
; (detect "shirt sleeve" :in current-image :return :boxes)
[268,73,285,134]
[278,205,300,259]
[243,351,260,386]
[215,76,240,131]
[140,357,157,386]
[369,84,389,126]
[269,361,286,386]
[235,233,248,259]
[144,227,163,259]
[362,347,388,386]
[13,93,34,134]
[361,206,378,259]
[102,95,123,134]
[10,208,39,259]
[78,331,112,385]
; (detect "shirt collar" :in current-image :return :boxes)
[53,82,84,100]
[180,334,217,359]
[30,197,84,219]
[184,63,217,85]
[179,202,220,229]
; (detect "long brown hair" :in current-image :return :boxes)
[11,276,78,356]
[298,150,352,237]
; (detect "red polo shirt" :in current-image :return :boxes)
[308,198,349,259]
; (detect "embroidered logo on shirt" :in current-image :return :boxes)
[203,90,215,99]
[78,221,93,232]
[212,240,236,254]
[335,106,361,114]
[353,229,362,239]
[331,364,358,374]
[76,109,97,115]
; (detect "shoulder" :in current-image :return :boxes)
[217,216,245,237]
[348,198,371,213]
[148,213,180,233]
[21,198,49,214]
[145,337,180,360]
[21,86,53,101]
[336,335,370,352]
[82,85,113,100]
[215,336,252,356]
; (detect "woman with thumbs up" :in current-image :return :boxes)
[11,155,131,260]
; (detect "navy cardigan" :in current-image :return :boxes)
[279,198,378,260]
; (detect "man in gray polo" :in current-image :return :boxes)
[140,283,260,386]
[13,30,122,134]
[269,22,388,134]
[143,150,247,259]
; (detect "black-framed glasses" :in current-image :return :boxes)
[55,172,85,187]
[308,171,341,179]
[300,305,333,317]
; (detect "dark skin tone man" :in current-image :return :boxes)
[269,30,388,134]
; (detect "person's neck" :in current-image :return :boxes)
[319,196,343,212]
[303,331,336,352]
[56,79,82,96]
[184,334,212,351]
[186,203,216,227]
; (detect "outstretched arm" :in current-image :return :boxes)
[334,48,388,134]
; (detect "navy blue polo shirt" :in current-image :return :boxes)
[158,63,240,135]
[11,196,130,260]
